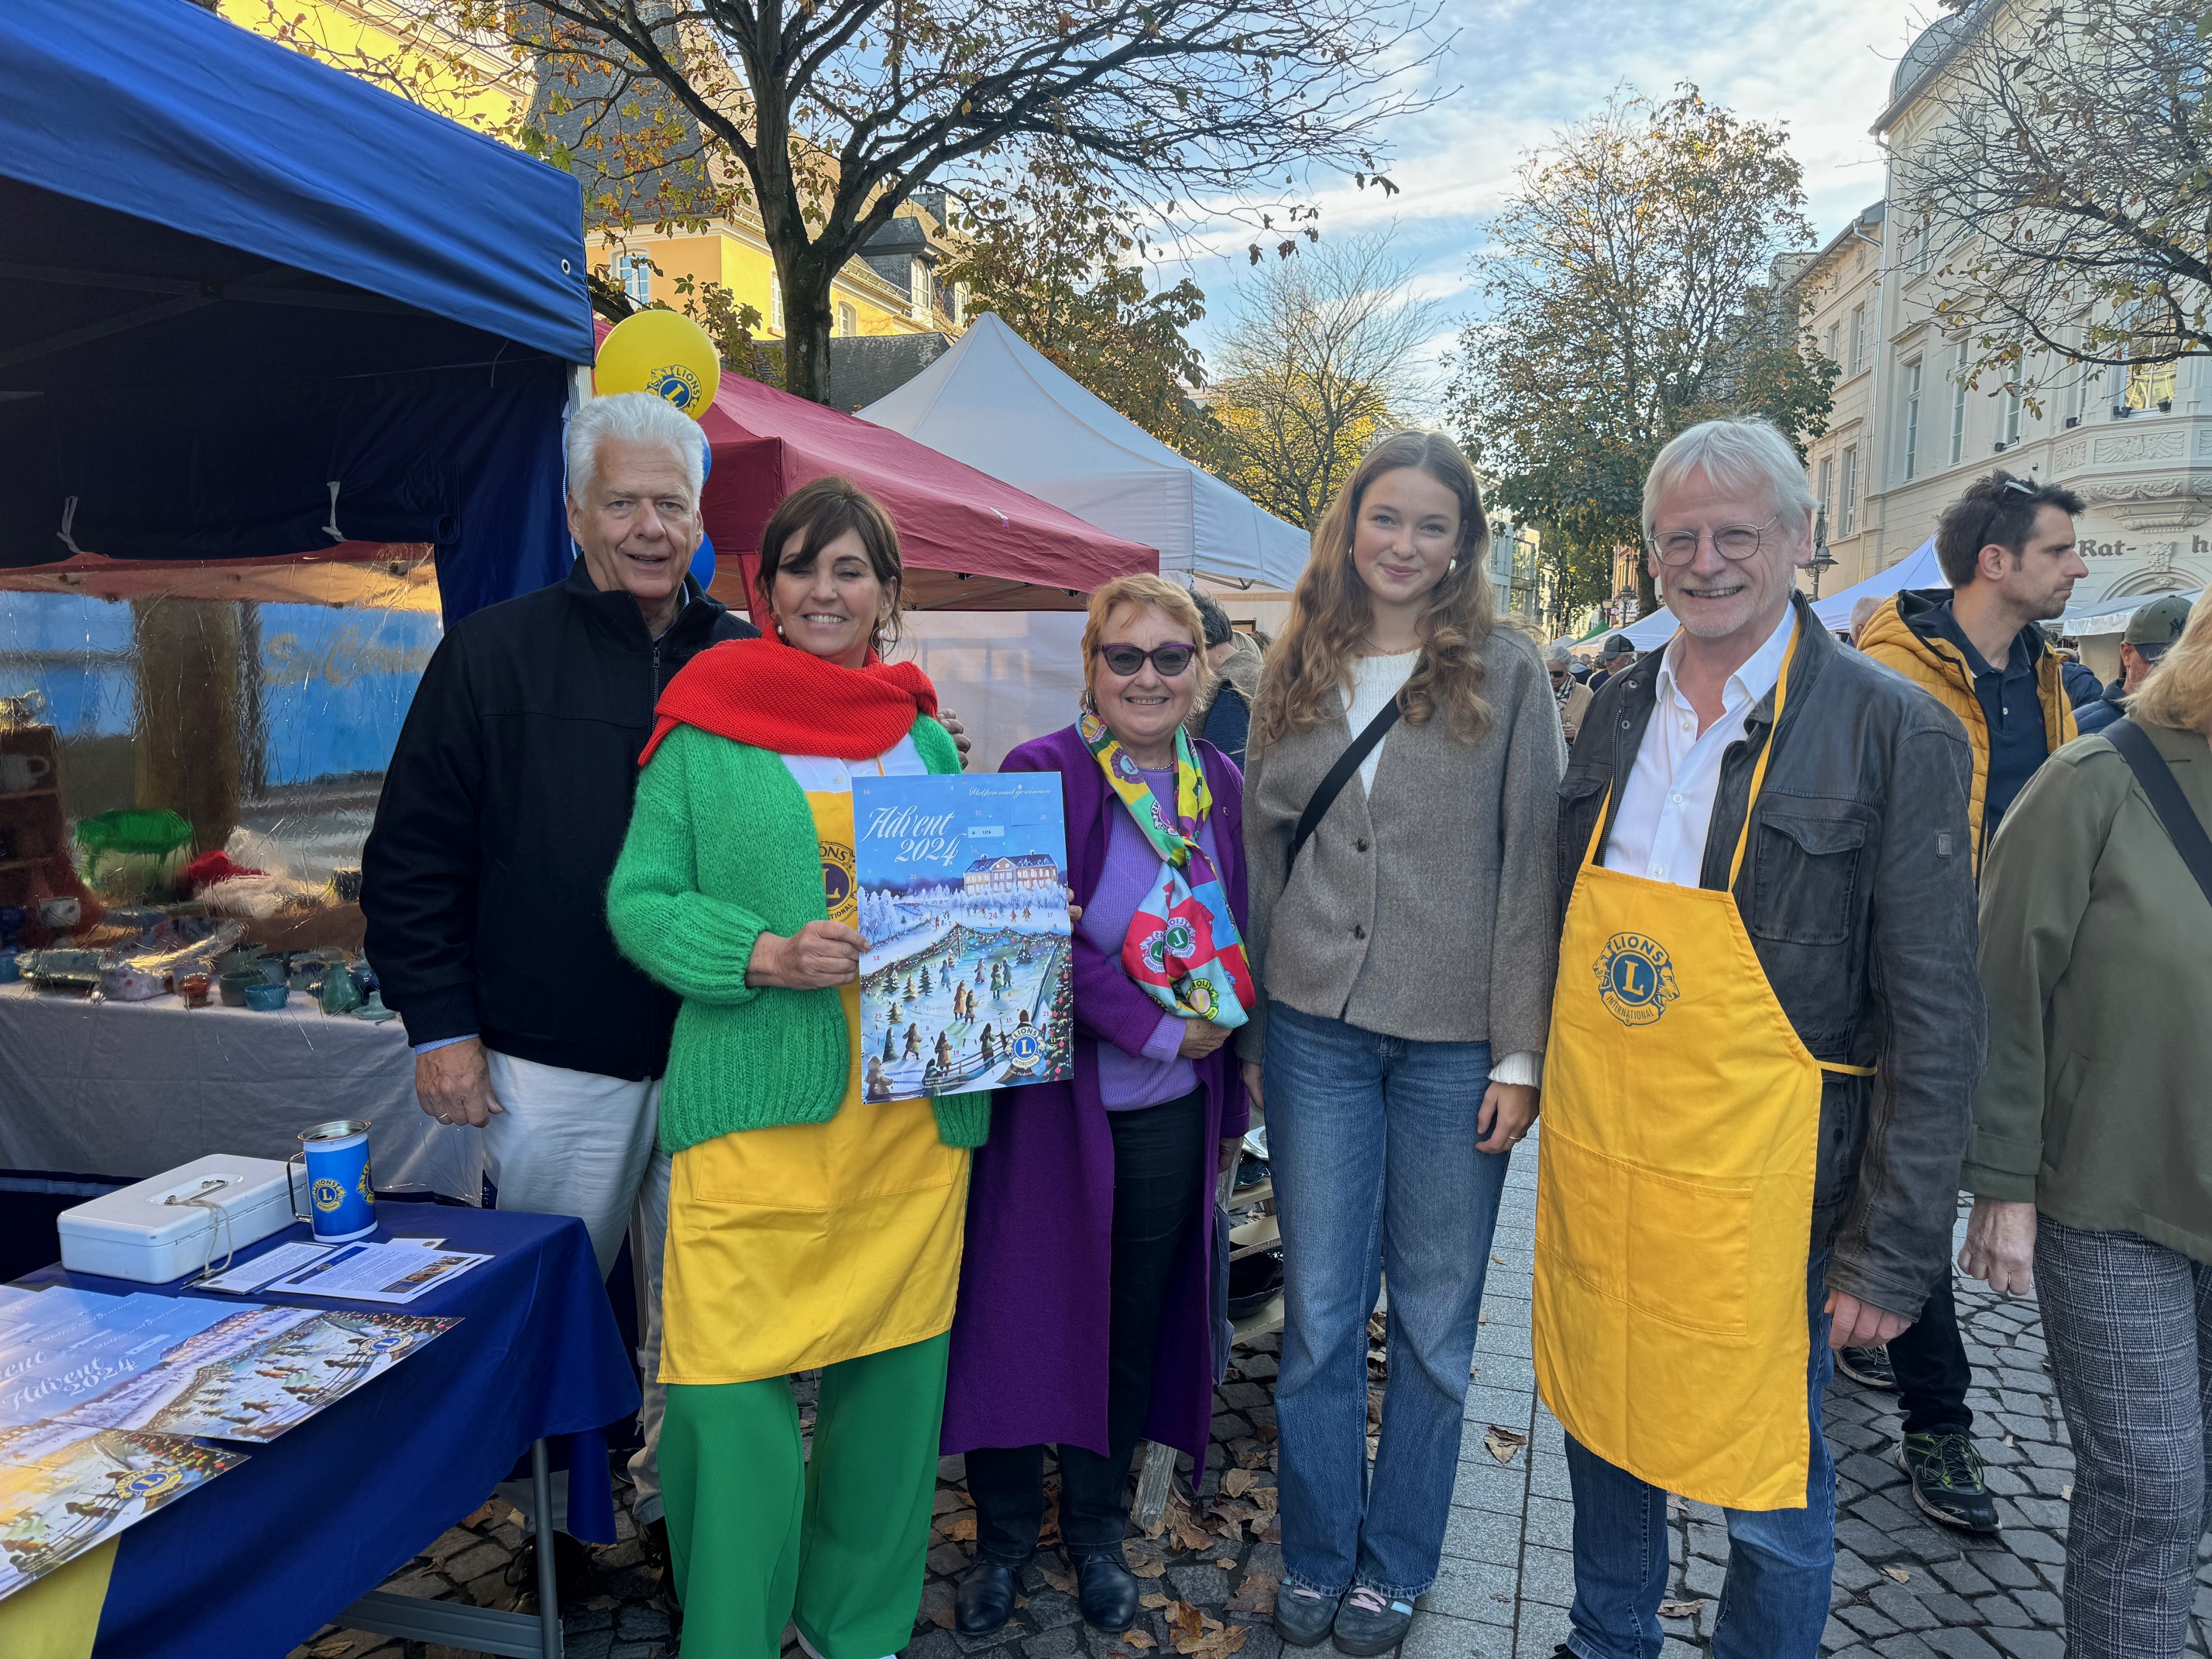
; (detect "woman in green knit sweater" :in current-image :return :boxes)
[607,477,978,1659]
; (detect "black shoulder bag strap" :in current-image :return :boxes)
[1288,699,1401,871]
[2107,718,2212,908]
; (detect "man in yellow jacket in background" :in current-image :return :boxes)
[1849,469,2086,1534]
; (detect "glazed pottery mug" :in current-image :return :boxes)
[287,1119,376,1243]
[37,897,80,931]
[0,754,51,794]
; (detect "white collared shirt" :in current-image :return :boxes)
[1602,606,1795,888]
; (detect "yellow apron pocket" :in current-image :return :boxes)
[1536,1127,1630,1303]
[1625,1164,1754,1337]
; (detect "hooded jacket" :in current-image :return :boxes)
[1857,588,2076,872]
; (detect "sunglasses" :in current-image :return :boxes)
[1096,642,1197,678]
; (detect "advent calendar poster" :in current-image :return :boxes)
[853,774,1074,1099]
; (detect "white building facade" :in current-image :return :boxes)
[1787,2,2204,670]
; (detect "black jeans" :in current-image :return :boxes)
[1886,1269,1975,1437]
[968,1087,1210,1563]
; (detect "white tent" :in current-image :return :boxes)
[859,313,1312,591]
[1609,536,1946,650]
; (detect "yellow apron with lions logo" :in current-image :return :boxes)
[659,752,969,1386]
[1532,623,1874,1510]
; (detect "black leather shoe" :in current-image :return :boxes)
[955,1559,1021,1634]
[1074,1554,1141,1632]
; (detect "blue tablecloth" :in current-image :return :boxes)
[15,1204,637,1659]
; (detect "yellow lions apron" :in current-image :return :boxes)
[1532,624,1874,1511]
[659,759,970,1386]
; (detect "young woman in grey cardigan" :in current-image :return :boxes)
[1241,430,1562,1654]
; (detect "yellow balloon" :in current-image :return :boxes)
[595,309,721,417]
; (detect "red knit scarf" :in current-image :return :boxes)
[639,636,939,765]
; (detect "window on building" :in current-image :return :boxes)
[837,301,858,338]
[909,259,931,322]
[1850,305,1867,375]
[1839,446,1859,536]
[1949,342,1968,465]
[1825,321,1841,367]
[1817,457,1835,532]
[2004,359,2023,445]
[1902,359,1923,481]
[2125,356,2178,411]
[1916,217,1932,278]
[950,282,968,328]
[616,252,652,306]
[771,276,784,334]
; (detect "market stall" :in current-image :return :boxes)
[0,0,593,1242]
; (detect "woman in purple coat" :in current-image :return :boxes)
[945,574,1253,1636]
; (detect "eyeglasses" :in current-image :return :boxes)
[1096,642,1197,678]
[1648,517,1780,567]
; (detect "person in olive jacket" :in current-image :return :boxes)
[1960,591,2212,1659]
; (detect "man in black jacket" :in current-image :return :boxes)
[363,391,753,1549]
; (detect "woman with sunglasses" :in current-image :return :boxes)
[945,573,1253,1636]
[1242,430,1561,1654]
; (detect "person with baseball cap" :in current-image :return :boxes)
[2076,594,2194,736]
[1587,634,1637,692]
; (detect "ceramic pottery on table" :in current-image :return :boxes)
[36,897,81,931]
[243,982,289,1012]
[23,950,100,991]
[0,951,18,984]
[287,1120,376,1243]
[318,966,362,1015]
[105,907,165,942]
[0,754,53,794]
[218,970,259,1007]
[179,971,211,1008]
[349,990,396,1023]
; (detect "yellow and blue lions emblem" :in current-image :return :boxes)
[1593,932,1679,1027]
[311,1176,346,1214]
[819,839,857,923]
[115,1466,184,1502]
[646,363,703,410]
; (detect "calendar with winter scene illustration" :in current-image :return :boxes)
[853,773,1074,1100]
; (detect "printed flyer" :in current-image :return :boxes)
[853,773,1074,1100]
[0,1420,242,1600]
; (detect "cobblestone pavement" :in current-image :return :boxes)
[294,1128,2134,1659]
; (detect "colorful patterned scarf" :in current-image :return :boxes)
[1079,711,1256,1029]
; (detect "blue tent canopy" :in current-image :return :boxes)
[0,0,594,620]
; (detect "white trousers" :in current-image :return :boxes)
[481,1050,671,1524]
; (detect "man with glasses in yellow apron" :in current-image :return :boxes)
[1537,419,1984,1659]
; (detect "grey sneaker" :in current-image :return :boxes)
[1273,1584,1340,1647]
[1332,1586,1415,1656]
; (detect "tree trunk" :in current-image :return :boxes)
[1636,563,1658,618]
[780,256,838,405]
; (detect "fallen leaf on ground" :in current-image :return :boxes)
[1492,1253,1506,1266]
[1881,1566,1911,1583]
[1141,1593,1172,1609]
[1665,1494,1688,1511]
[309,1642,355,1659]
[1222,1467,1256,1497]
[1232,1439,1269,1470]
[1125,1631,1156,1650]
[1657,1599,1704,1619]
[1214,1557,1237,1569]
[461,1502,498,1529]
[1479,1310,1489,1324]
[583,1595,617,1611]
[1482,1425,1530,1464]
[1132,1557,1168,1578]
[940,1514,977,1541]
[2062,1482,2073,1500]
[1249,1486,1279,1516]
[929,1609,955,1630]
[1040,1565,1077,1595]
[1225,1571,1280,1614]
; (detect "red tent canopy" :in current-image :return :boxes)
[689,366,1156,615]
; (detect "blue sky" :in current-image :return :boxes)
[1170,0,1940,388]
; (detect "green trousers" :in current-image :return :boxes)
[659,1332,948,1658]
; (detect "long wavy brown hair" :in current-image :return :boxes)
[1252,430,1496,750]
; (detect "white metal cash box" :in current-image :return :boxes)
[57,1156,297,1283]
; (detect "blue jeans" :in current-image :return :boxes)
[1265,1002,1509,1602]
[1563,1257,1838,1659]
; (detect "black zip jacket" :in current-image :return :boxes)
[1555,595,1984,1321]
[362,562,755,1080]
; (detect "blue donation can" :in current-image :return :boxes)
[289,1119,376,1243]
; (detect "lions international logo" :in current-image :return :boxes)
[646,363,703,410]
[1594,932,1679,1027]
[819,839,857,922]
[115,1466,184,1502]
[357,1163,375,1202]
[311,1176,346,1214]
[1008,1020,1042,1070]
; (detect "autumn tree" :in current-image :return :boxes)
[352,0,1441,405]
[1451,87,1831,618]
[1211,234,1440,529]
[1895,0,2212,407]
[940,158,1228,463]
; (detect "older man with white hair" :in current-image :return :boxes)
[1534,417,1983,1659]
[363,391,756,1574]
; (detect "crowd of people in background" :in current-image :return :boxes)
[359,392,2212,1659]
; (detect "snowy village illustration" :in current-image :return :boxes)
[854,773,1074,1101]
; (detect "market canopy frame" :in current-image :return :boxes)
[0,0,594,622]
